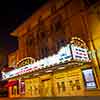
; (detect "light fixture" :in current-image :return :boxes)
[34,73,39,76]
[58,66,65,70]
[45,70,52,73]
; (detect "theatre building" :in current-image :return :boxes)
[3,0,100,98]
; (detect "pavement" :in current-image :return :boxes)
[0,97,100,100]
[0,98,9,100]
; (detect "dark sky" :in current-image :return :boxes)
[0,0,48,53]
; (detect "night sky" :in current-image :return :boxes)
[0,0,48,53]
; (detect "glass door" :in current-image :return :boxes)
[41,79,52,97]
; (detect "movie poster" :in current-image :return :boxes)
[20,81,25,95]
[82,69,96,89]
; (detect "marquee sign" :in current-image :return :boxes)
[71,44,90,62]
[2,44,90,80]
[16,57,35,68]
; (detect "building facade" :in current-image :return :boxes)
[5,0,100,97]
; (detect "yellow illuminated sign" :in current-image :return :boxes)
[16,57,35,67]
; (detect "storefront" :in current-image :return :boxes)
[2,42,100,97]
[5,80,19,98]
[6,65,98,97]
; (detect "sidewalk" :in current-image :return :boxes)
[0,97,100,100]
[0,98,9,100]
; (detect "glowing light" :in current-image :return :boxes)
[58,67,65,70]
[2,44,90,80]
[45,70,52,73]
[71,44,89,62]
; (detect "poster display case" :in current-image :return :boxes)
[82,68,97,89]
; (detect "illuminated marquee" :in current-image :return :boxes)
[16,57,35,68]
[71,44,89,62]
[2,44,90,80]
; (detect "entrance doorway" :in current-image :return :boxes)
[41,79,52,96]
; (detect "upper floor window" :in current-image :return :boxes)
[41,32,45,38]
[36,32,40,40]
[26,35,33,47]
[50,0,57,14]
[57,39,66,50]
[51,15,63,33]
[37,16,48,40]
[41,47,49,58]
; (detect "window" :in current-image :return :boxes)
[82,68,97,89]
[12,85,17,96]
[36,33,40,40]
[41,47,49,58]
[57,81,66,93]
[20,81,25,95]
[61,81,66,91]
[51,15,64,33]
[34,85,39,95]
[41,31,46,39]
[26,36,33,47]
[75,80,81,90]
[50,1,56,14]
[37,16,47,40]
[17,80,19,94]
[69,80,74,90]
[57,39,66,50]
[52,19,63,33]
[57,82,60,93]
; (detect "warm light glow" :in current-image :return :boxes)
[58,67,65,70]
[2,44,90,80]
[71,44,89,62]
[82,69,96,89]
[45,70,52,73]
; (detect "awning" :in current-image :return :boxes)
[5,80,17,87]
